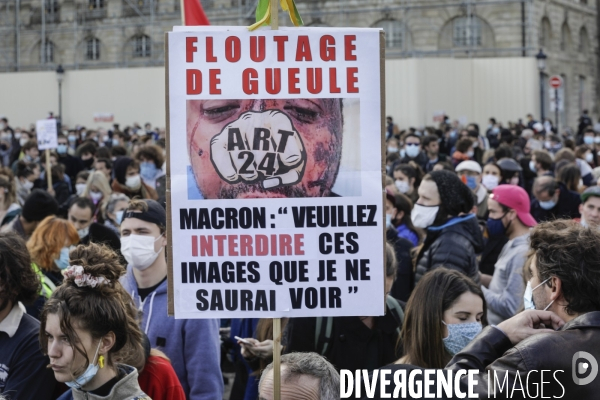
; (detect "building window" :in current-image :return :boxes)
[40,40,54,63]
[89,0,104,9]
[45,0,58,13]
[539,17,551,49]
[86,38,100,60]
[373,20,404,49]
[579,76,587,115]
[560,23,571,51]
[453,16,482,47]
[133,35,151,57]
[579,27,590,53]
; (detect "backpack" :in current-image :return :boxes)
[314,295,405,356]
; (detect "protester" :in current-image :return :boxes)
[447,220,600,397]
[496,157,522,186]
[530,149,554,177]
[451,137,474,167]
[481,162,501,191]
[386,190,419,247]
[14,161,35,206]
[397,268,486,369]
[81,171,112,224]
[578,186,600,229]
[11,140,39,173]
[422,135,447,172]
[56,134,84,183]
[135,145,166,193]
[74,170,90,196]
[112,157,158,200]
[66,197,121,256]
[557,163,582,193]
[0,232,57,399]
[0,175,20,226]
[76,142,97,171]
[392,163,421,204]
[258,353,339,400]
[94,158,113,183]
[456,160,489,219]
[398,134,428,171]
[481,185,535,324]
[1,189,58,239]
[531,176,581,222]
[120,199,223,399]
[40,243,149,400]
[413,170,483,284]
[103,193,130,235]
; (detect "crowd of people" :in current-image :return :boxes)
[1,110,600,399]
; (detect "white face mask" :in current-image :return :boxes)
[19,138,28,147]
[125,175,142,190]
[77,226,89,239]
[395,180,410,194]
[75,183,87,196]
[481,174,499,191]
[585,153,594,163]
[411,204,439,228]
[121,233,164,270]
[22,180,34,190]
[89,191,103,203]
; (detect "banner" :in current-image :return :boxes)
[166,26,385,319]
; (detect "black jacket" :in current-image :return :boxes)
[530,182,581,222]
[57,154,84,183]
[447,311,600,398]
[386,228,414,302]
[415,214,483,285]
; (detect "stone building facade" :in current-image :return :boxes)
[0,0,597,128]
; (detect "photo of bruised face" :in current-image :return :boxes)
[187,99,343,199]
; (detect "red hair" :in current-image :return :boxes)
[27,216,79,271]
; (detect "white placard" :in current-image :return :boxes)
[36,119,58,150]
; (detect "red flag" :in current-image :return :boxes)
[182,0,210,26]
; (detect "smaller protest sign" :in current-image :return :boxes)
[36,119,58,150]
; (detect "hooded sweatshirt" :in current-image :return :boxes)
[57,365,149,400]
[121,266,223,399]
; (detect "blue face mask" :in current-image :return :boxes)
[385,214,393,228]
[442,321,482,355]
[584,136,595,145]
[523,278,553,310]
[65,341,102,390]
[486,217,506,237]
[465,176,478,190]
[539,198,557,210]
[116,210,124,225]
[55,247,70,270]
[57,144,68,155]
[140,162,158,181]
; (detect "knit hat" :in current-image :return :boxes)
[22,189,59,222]
[428,170,474,216]
[113,156,135,185]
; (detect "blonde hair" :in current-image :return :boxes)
[82,171,112,209]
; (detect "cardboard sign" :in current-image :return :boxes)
[166,26,386,319]
[36,119,58,150]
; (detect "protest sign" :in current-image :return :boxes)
[36,119,58,150]
[166,26,385,319]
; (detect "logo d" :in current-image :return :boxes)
[572,351,598,385]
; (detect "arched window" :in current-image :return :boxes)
[86,37,100,60]
[539,17,552,48]
[453,16,482,47]
[372,20,404,49]
[133,35,151,58]
[40,40,54,63]
[579,26,590,53]
[560,22,571,51]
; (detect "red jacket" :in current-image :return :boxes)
[138,356,186,400]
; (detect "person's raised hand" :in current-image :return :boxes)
[238,337,260,359]
[497,310,565,345]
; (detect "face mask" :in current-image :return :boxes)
[544,141,552,149]
[442,321,482,355]
[399,149,406,159]
[487,215,507,237]
[509,176,519,186]
[68,135,77,143]
[595,137,600,144]
[482,174,499,191]
[55,247,70,270]
[22,180,34,190]
[112,138,119,147]
[491,127,500,135]
[585,153,594,163]
[81,131,87,139]
[140,162,159,181]
[120,233,164,270]
[539,195,557,210]
[89,191,103,204]
[523,278,553,310]
[529,160,537,173]
[115,210,124,225]
[465,175,478,190]
[14,133,21,140]
[82,158,94,169]
[395,180,410,194]
[385,214,393,228]
[65,341,102,390]
[125,174,142,190]
[57,144,68,155]
[472,141,479,149]
[411,204,439,229]
[78,226,90,239]
[75,183,87,196]
[405,144,420,158]
[584,136,595,145]
[102,136,110,143]
[466,150,475,158]
[0,134,11,141]
[450,131,458,138]
[387,146,398,153]
[19,138,28,147]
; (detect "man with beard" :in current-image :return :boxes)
[187,99,343,199]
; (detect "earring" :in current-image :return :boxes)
[98,355,105,369]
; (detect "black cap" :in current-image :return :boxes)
[122,199,166,227]
[22,189,59,222]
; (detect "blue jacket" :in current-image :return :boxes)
[121,267,223,399]
[395,223,419,247]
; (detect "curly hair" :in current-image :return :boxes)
[529,219,600,316]
[39,243,144,376]
[0,232,40,306]
[27,216,79,271]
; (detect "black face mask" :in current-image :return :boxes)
[0,144,7,151]
[82,158,94,169]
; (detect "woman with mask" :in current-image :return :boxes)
[392,163,422,205]
[135,145,166,192]
[575,145,595,168]
[396,268,486,368]
[82,171,112,224]
[496,157,523,187]
[26,216,79,318]
[75,171,90,196]
[413,170,484,285]
[103,193,130,235]
[0,175,21,226]
[386,190,420,247]
[111,157,158,200]
[14,160,35,206]
[481,162,502,191]
[39,243,149,400]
